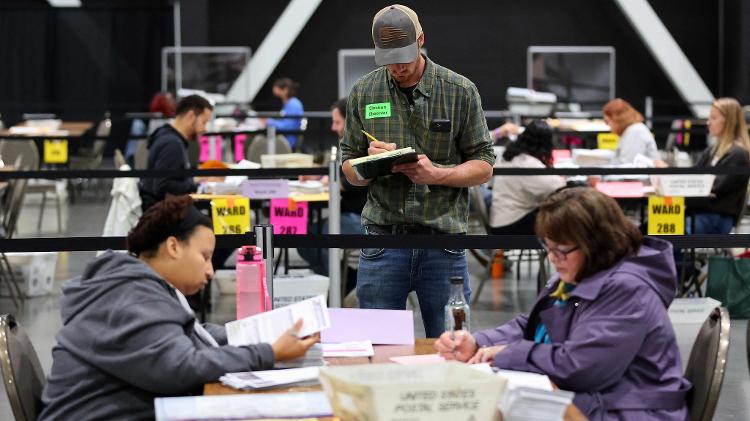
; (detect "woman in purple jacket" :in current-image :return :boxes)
[436,187,690,421]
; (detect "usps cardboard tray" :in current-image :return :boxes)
[319,362,506,421]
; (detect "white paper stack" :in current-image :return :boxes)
[219,366,320,390]
[500,387,574,421]
[275,343,325,369]
[496,369,554,391]
[225,295,330,346]
[154,391,333,421]
[321,340,375,358]
[496,370,573,421]
[288,180,327,194]
[572,148,615,166]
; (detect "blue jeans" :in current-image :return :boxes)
[356,227,470,338]
[693,212,734,234]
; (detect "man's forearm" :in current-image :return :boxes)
[342,160,370,186]
[435,160,493,188]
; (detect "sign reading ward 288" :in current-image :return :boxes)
[648,196,685,235]
[210,197,250,235]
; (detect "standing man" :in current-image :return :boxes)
[139,94,213,211]
[340,4,495,337]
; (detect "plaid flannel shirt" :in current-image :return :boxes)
[340,56,495,233]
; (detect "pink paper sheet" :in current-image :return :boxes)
[595,181,645,198]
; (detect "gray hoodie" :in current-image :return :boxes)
[39,251,274,420]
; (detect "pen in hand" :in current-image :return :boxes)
[361,129,381,143]
[451,330,462,358]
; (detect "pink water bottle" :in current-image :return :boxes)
[236,245,269,319]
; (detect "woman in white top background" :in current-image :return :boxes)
[490,120,566,235]
[603,98,659,164]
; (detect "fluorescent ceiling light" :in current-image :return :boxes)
[48,0,82,7]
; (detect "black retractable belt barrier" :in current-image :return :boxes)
[490,167,750,176]
[1,166,749,181]
[0,234,255,253]
[2,234,749,254]
[0,167,330,180]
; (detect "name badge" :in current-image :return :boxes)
[365,102,392,119]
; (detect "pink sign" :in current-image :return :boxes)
[595,181,645,198]
[551,149,571,164]
[234,134,247,161]
[270,198,308,235]
[199,135,222,162]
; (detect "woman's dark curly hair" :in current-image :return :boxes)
[127,195,211,258]
[502,120,554,167]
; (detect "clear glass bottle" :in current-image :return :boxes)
[444,276,470,332]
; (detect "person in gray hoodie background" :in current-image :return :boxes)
[436,187,691,421]
[39,195,319,420]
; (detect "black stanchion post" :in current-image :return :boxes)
[254,225,275,309]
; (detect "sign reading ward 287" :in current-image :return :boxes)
[210,198,250,235]
[648,196,685,235]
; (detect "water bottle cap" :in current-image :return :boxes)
[239,245,262,262]
[449,276,463,284]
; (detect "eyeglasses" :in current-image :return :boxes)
[538,238,580,261]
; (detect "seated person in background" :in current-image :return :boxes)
[490,120,565,235]
[298,98,367,293]
[39,196,319,420]
[125,91,176,167]
[603,98,659,164]
[436,187,690,421]
[689,97,750,234]
[139,94,214,212]
[264,77,304,150]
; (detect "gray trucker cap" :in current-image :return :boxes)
[372,4,423,66]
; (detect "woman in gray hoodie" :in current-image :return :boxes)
[39,196,319,420]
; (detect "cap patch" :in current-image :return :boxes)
[378,26,408,46]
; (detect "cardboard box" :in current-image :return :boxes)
[319,362,506,421]
[651,174,716,197]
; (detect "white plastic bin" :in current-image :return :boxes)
[668,297,722,365]
[273,273,329,308]
[5,252,58,297]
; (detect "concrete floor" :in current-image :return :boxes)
[0,188,748,420]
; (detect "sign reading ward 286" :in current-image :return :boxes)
[210,197,250,235]
[648,196,685,235]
